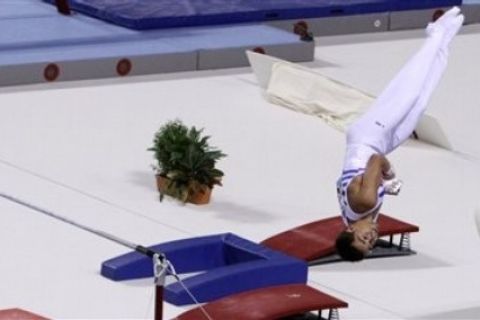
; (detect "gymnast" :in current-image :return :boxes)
[335,7,464,261]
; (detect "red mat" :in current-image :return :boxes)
[174,284,347,320]
[261,214,419,261]
[0,309,49,320]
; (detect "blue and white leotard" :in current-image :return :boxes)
[337,144,384,226]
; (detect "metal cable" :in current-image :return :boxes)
[166,261,214,320]
[0,192,212,320]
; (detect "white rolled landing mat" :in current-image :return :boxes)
[266,61,375,131]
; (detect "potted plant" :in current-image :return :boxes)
[148,120,226,204]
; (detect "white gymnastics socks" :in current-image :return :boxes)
[425,6,461,36]
[425,6,464,50]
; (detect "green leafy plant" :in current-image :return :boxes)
[148,120,226,202]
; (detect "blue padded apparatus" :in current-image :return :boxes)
[1,0,58,19]
[101,233,307,305]
[43,0,390,30]
[43,0,463,30]
[42,0,386,30]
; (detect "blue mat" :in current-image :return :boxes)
[42,0,464,30]
[1,0,58,19]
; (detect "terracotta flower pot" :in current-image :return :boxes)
[187,186,212,205]
[155,175,212,205]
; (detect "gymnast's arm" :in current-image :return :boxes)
[348,154,390,212]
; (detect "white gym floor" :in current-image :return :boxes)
[1,23,480,320]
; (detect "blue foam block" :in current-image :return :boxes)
[0,0,57,19]
[43,0,392,30]
[166,258,307,305]
[101,233,308,305]
[43,0,463,30]
[0,15,137,52]
[0,24,300,66]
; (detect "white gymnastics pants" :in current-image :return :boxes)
[346,33,448,155]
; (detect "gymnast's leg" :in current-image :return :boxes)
[391,12,464,147]
[347,7,463,155]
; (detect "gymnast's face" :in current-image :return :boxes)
[350,224,379,254]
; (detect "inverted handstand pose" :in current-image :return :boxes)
[335,7,464,261]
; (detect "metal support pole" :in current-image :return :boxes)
[153,253,167,320]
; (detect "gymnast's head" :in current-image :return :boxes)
[335,220,379,261]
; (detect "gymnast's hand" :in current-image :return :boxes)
[381,162,402,195]
[382,159,396,180]
[383,178,403,196]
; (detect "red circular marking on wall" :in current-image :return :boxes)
[43,63,60,82]
[432,9,445,22]
[293,20,309,36]
[252,47,266,54]
[116,58,132,76]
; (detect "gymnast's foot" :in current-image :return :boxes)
[441,13,464,48]
[436,6,461,23]
[425,6,462,37]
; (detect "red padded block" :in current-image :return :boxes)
[261,214,419,261]
[174,284,347,320]
[377,214,419,236]
[261,216,341,261]
[0,309,49,320]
